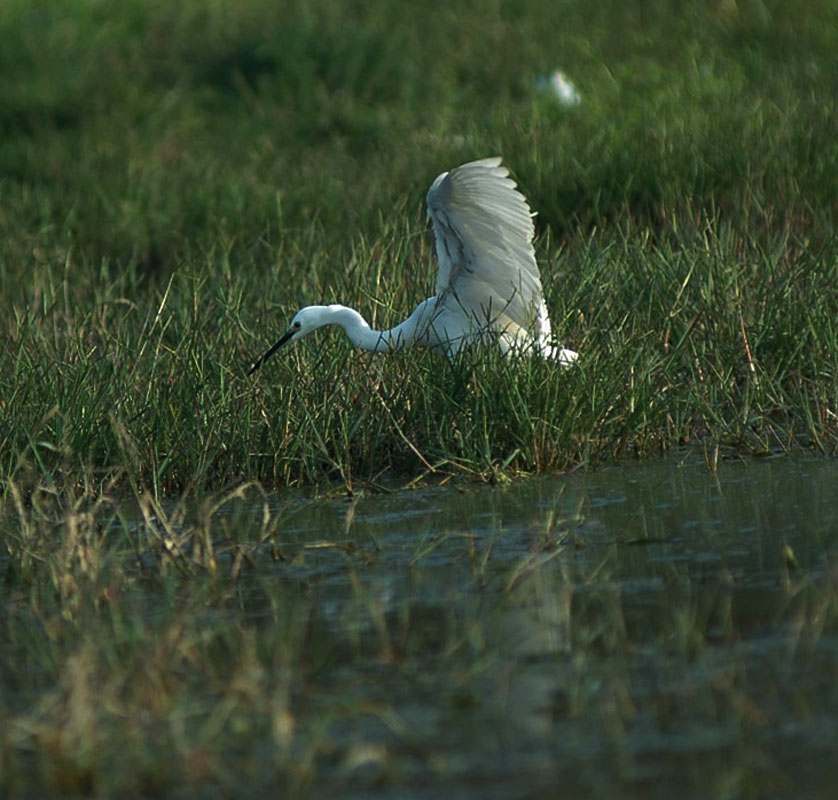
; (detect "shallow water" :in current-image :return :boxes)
[242,454,838,799]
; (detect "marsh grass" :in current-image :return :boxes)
[2,0,838,493]
[3,221,836,493]
[2,0,838,795]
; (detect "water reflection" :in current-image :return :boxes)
[244,455,838,798]
[264,454,836,600]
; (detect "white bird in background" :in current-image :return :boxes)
[536,70,582,106]
[248,157,578,375]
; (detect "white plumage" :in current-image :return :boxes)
[249,157,577,374]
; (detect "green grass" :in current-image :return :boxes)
[2,2,838,792]
[1,0,837,493]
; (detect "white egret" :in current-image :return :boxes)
[248,157,578,374]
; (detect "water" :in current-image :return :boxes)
[241,454,838,799]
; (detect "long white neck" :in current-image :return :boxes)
[324,305,417,352]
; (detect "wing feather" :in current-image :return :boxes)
[426,157,547,344]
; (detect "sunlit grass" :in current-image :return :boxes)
[3,221,836,492]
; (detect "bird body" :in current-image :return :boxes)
[249,157,577,374]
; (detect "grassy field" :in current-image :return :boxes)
[2,0,837,493]
[2,0,838,795]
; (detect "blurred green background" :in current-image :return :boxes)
[3,0,835,274]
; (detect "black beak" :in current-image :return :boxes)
[248,328,296,375]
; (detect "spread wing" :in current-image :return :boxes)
[425,157,548,343]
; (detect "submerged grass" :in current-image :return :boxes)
[2,1,838,795]
[2,460,837,797]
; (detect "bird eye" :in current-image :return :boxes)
[293,321,301,329]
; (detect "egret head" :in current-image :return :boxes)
[248,306,333,374]
[282,306,329,343]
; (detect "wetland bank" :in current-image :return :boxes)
[3,0,838,796]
